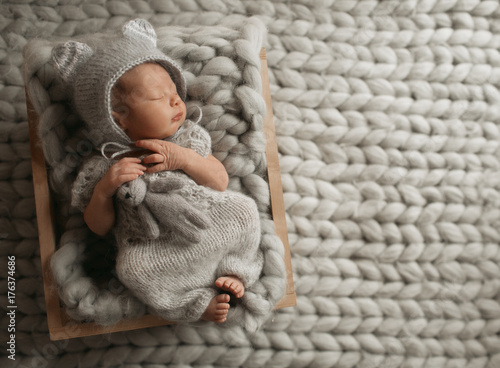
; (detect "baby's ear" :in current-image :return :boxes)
[123,19,157,47]
[52,41,93,81]
[111,109,127,130]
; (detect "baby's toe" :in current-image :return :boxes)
[216,294,230,303]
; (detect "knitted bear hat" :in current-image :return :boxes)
[51,19,187,148]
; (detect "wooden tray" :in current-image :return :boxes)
[27,48,296,340]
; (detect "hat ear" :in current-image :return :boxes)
[52,41,93,81]
[123,18,157,47]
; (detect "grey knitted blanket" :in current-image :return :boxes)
[2,1,500,367]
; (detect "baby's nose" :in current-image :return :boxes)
[170,94,180,106]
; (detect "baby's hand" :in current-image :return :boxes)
[135,139,185,173]
[97,157,147,198]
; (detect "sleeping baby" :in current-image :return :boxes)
[52,19,264,323]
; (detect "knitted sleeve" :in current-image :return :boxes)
[71,153,112,212]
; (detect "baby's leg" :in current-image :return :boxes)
[215,276,245,298]
[215,194,263,292]
[202,294,230,323]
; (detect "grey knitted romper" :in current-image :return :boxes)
[72,120,263,322]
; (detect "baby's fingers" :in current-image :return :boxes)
[115,158,146,170]
[142,153,168,173]
[99,164,145,198]
[135,139,165,153]
[136,140,183,171]
[110,165,146,187]
[143,153,181,172]
[142,153,166,165]
[117,173,143,184]
[119,157,143,163]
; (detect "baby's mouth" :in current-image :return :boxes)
[172,112,183,122]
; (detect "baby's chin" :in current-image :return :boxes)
[160,122,183,140]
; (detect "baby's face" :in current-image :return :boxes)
[112,63,186,141]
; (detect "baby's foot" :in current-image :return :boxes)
[201,294,230,323]
[215,276,245,298]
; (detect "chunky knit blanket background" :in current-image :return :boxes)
[2,1,500,367]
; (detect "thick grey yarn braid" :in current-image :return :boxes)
[4,0,500,367]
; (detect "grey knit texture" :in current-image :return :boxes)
[10,1,500,367]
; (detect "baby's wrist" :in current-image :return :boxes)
[174,145,191,171]
[95,179,116,199]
